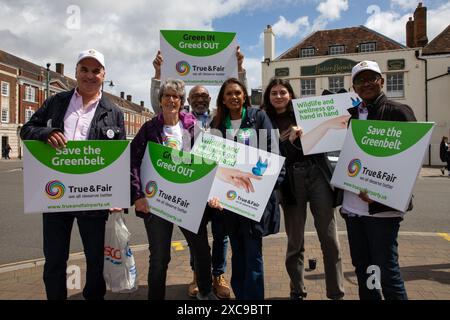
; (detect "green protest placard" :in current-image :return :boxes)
[160,30,238,86]
[331,120,434,212]
[191,133,285,222]
[292,92,359,155]
[23,141,130,214]
[140,142,217,234]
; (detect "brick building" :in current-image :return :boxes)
[0,50,153,158]
[261,3,450,165]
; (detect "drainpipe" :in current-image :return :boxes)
[415,49,430,165]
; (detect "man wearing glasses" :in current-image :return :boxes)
[340,60,416,300]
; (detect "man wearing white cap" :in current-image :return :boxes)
[339,60,416,300]
[21,49,125,300]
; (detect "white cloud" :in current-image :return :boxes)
[271,16,310,38]
[364,3,450,45]
[244,56,264,91]
[391,0,420,11]
[0,0,257,112]
[264,0,349,41]
[365,5,408,43]
[427,3,450,41]
[316,0,349,20]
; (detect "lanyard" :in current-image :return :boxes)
[225,107,247,129]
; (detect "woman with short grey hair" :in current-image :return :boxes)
[158,78,186,108]
[131,78,216,300]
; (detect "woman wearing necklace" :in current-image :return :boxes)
[209,78,283,300]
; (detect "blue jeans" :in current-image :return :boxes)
[228,232,264,300]
[43,212,107,300]
[144,214,212,300]
[344,215,408,300]
[189,210,228,276]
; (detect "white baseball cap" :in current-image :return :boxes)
[76,49,105,68]
[351,60,381,82]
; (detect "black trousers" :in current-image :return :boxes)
[42,212,107,300]
[143,214,212,300]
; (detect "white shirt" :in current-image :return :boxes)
[63,89,101,141]
[162,121,184,151]
[227,119,242,139]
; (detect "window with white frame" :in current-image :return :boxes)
[1,106,9,123]
[301,79,316,97]
[359,42,376,53]
[25,108,34,123]
[386,73,404,98]
[1,85,9,123]
[329,45,345,55]
[24,85,36,102]
[301,47,315,58]
[1,82,10,96]
[329,76,345,93]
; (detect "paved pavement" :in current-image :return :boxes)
[0,165,448,300]
[0,231,449,300]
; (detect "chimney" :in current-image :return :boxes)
[120,91,125,99]
[264,25,275,62]
[140,101,144,107]
[413,2,428,47]
[126,95,132,102]
[55,63,64,76]
[406,17,415,48]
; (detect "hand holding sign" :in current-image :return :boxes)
[153,50,163,80]
[47,131,67,149]
[208,197,223,211]
[288,126,303,144]
[134,197,150,214]
[236,46,244,73]
[358,190,374,204]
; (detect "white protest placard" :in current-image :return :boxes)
[191,133,285,222]
[292,92,361,155]
[140,142,218,234]
[23,141,130,214]
[330,120,434,212]
[160,30,238,86]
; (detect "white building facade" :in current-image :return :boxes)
[261,4,450,165]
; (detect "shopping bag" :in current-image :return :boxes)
[103,212,138,293]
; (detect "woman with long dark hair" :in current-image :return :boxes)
[261,78,345,300]
[209,78,281,300]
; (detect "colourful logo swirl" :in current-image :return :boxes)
[145,181,158,198]
[176,61,190,76]
[163,136,181,150]
[348,159,362,177]
[45,180,65,200]
[226,190,237,201]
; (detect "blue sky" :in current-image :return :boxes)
[1,0,449,111]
